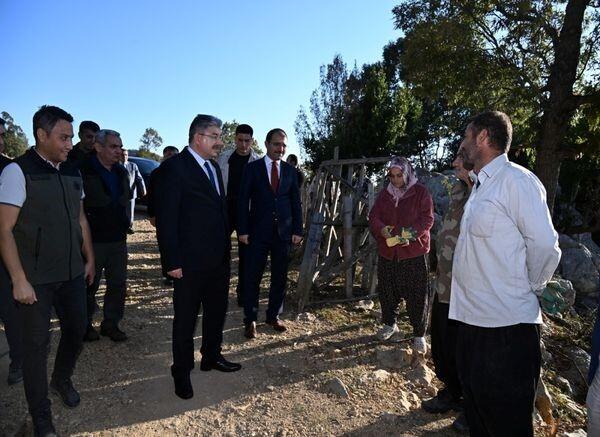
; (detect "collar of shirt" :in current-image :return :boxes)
[33,147,61,170]
[476,153,508,188]
[186,146,220,193]
[263,155,280,183]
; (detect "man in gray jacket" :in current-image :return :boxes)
[122,149,146,233]
[217,124,260,306]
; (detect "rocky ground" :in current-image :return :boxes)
[0,215,590,436]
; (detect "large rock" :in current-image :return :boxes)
[324,377,350,397]
[563,346,591,399]
[376,347,413,369]
[558,234,600,298]
[416,169,455,219]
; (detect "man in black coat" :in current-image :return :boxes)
[156,114,241,400]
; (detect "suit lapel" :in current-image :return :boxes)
[183,148,221,201]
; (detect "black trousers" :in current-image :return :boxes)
[227,198,247,303]
[0,263,22,371]
[171,262,230,374]
[377,255,430,336]
[430,295,462,401]
[19,275,86,417]
[87,241,127,325]
[456,322,541,437]
[243,228,290,324]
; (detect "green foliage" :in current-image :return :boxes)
[139,128,163,153]
[137,149,161,161]
[1,111,29,158]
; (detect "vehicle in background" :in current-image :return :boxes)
[128,156,159,205]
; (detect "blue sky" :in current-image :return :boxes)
[1,0,400,160]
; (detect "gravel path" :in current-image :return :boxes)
[0,216,525,436]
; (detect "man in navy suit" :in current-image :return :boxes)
[155,114,241,400]
[238,128,302,339]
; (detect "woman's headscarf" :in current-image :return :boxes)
[386,156,418,206]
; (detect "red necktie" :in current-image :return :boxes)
[271,161,279,193]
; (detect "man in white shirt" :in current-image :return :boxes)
[449,111,561,436]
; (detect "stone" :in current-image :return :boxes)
[376,346,413,369]
[563,430,587,437]
[555,376,573,397]
[354,299,375,311]
[380,411,398,424]
[559,234,600,297]
[398,391,412,411]
[406,363,435,387]
[296,312,316,322]
[324,377,350,398]
[360,369,391,383]
[563,346,591,398]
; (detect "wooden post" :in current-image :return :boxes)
[342,195,353,298]
[297,211,325,311]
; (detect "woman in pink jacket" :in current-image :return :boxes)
[369,156,434,352]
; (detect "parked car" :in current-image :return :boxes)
[128,156,159,205]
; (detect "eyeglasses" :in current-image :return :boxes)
[198,133,223,142]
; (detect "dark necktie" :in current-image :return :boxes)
[476,180,481,189]
[204,161,217,192]
[271,161,279,193]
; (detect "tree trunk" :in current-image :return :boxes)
[533,0,590,214]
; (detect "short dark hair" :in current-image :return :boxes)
[33,105,74,143]
[163,145,179,155]
[266,128,287,143]
[468,111,512,153]
[188,114,222,143]
[235,124,253,136]
[79,120,100,133]
[287,154,298,165]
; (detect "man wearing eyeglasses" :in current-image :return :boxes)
[155,114,241,401]
[237,128,303,339]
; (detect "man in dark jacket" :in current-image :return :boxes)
[0,106,95,436]
[156,114,241,401]
[67,120,99,168]
[81,129,131,342]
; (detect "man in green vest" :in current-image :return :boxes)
[0,105,95,437]
[80,129,131,342]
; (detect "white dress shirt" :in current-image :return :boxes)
[263,155,280,184]
[449,154,561,327]
[187,146,220,195]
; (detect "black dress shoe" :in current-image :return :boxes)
[50,378,80,408]
[171,373,193,399]
[83,324,100,342]
[200,356,242,372]
[33,410,57,437]
[100,323,128,342]
[452,412,469,434]
[422,389,461,413]
[244,322,257,339]
[266,319,287,332]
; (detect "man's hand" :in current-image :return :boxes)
[292,235,303,245]
[168,268,183,279]
[84,260,95,286]
[239,235,249,245]
[13,278,37,304]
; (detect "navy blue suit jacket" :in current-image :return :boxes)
[155,147,230,273]
[237,157,302,243]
